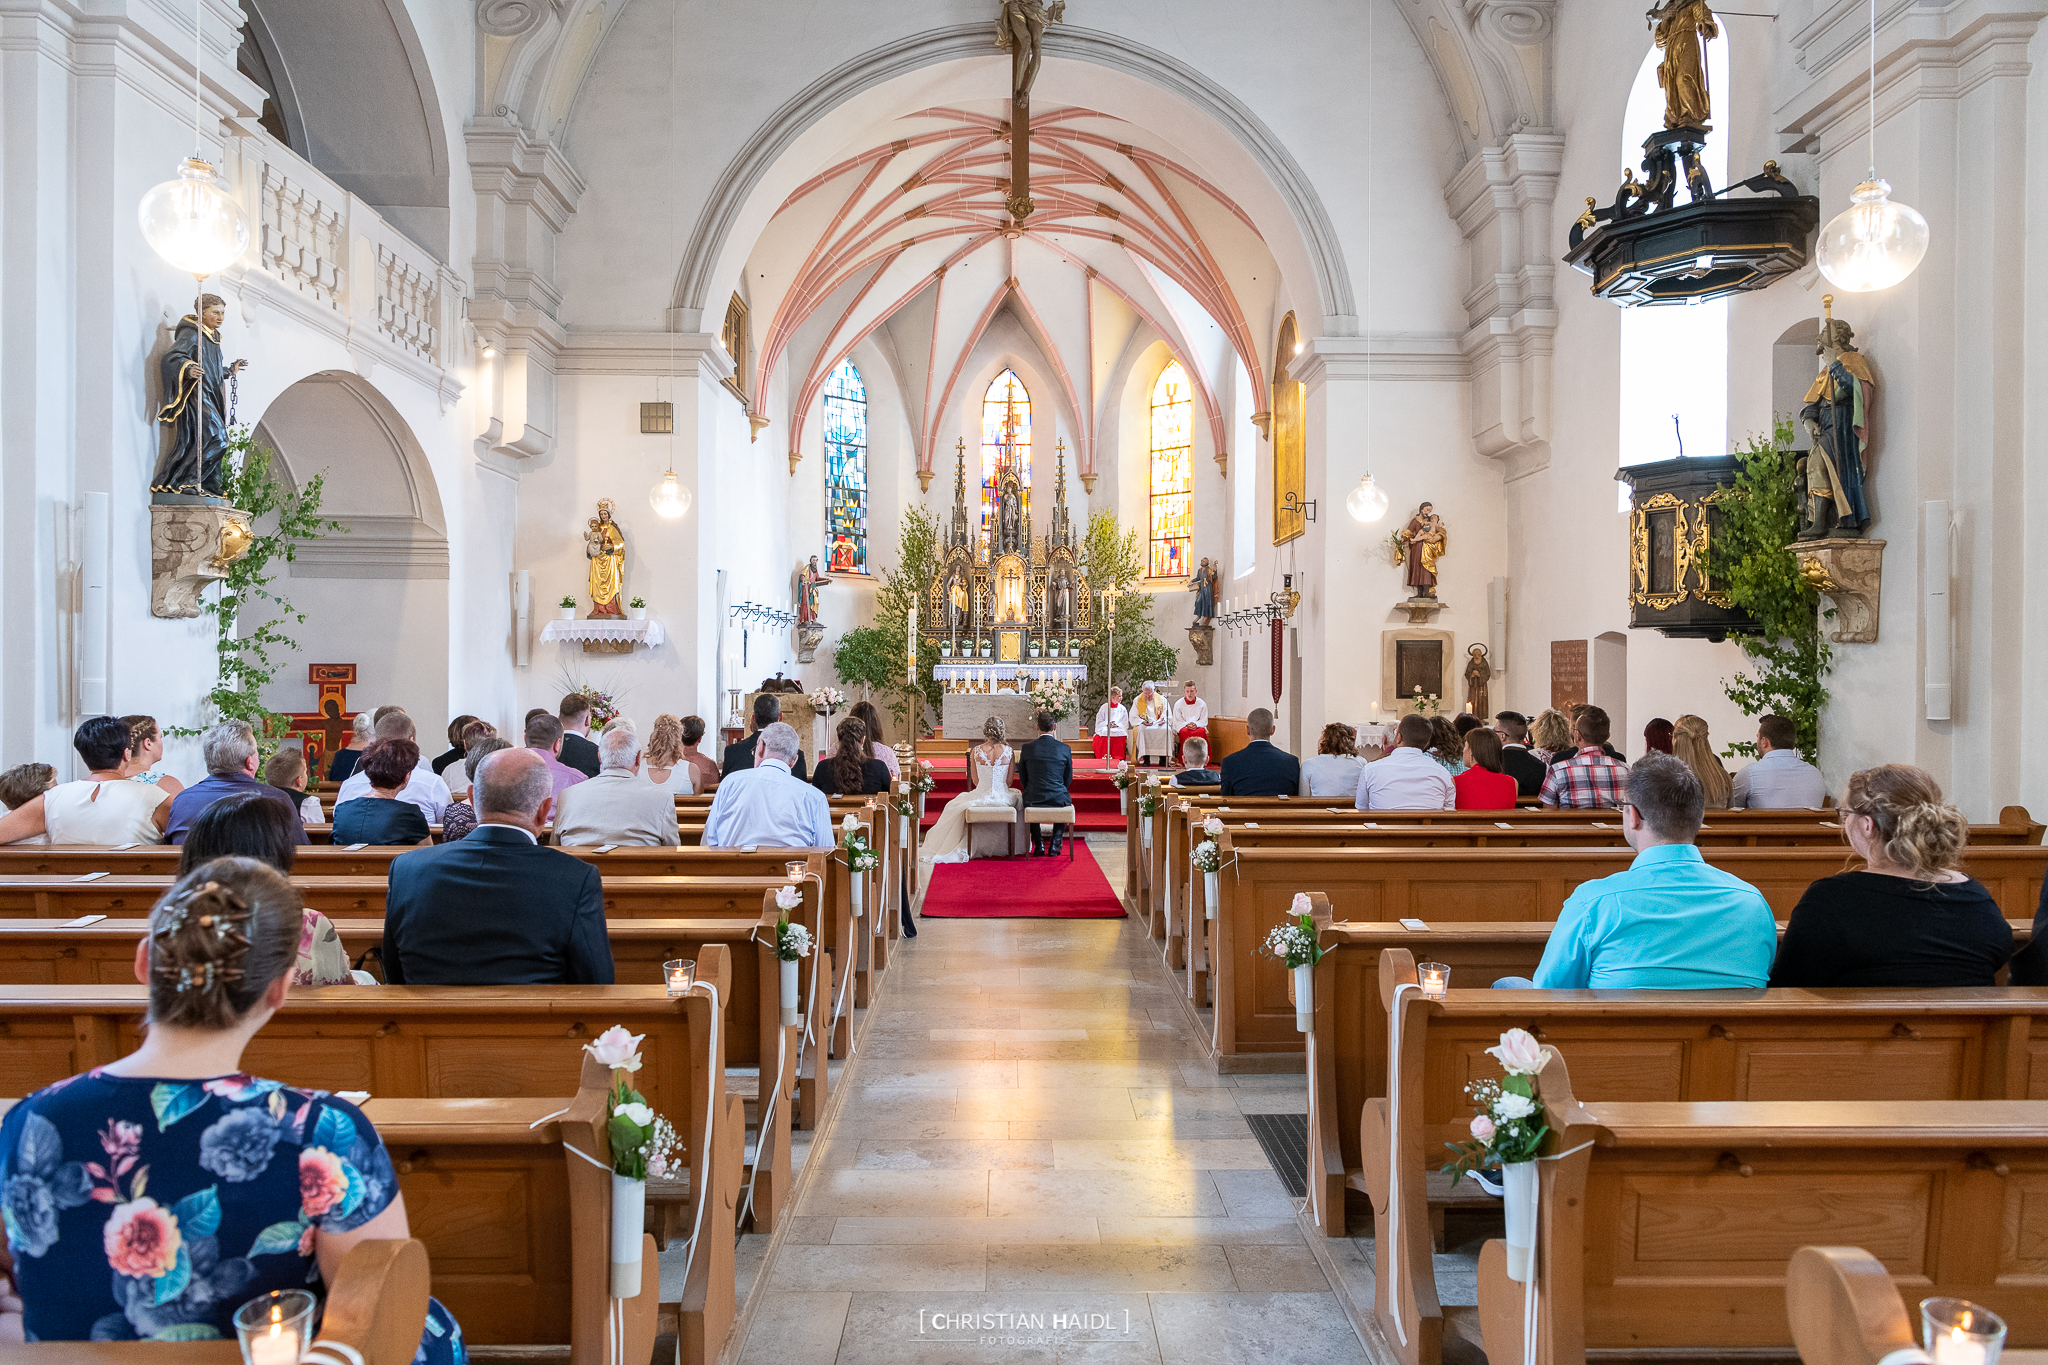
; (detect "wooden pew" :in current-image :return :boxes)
[1300,909,2041,1237]
[1210,842,2048,1066]
[1786,1245,2048,1365]
[1467,1055,2048,1365]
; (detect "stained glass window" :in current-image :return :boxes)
[1149,360,1194,578]
[823,360,868,573]
[980,369,1031,555]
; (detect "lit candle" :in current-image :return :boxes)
[249,1324,299,1365]
[1418,962,1450,999]
[1371,701,1380,720]
[664,959,696,997]
[1933,1330,1988,1365]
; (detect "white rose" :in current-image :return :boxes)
[1491,1092,1537,1121]
[1486,1028,1550,1077]
[1290,892,1312,918]
[1204,817,1224,836]
[776,885,802,910]
[842,813,859,832]
[614,1101,654,1128]
[585,1026,645,1072]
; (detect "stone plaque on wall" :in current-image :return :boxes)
[1395,640,1444,702]
[1380,628,1454,714]
[1550,640,1588,709]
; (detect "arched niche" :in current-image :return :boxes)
[1772,318,1823,451]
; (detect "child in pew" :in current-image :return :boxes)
[0,858,460,1353]
[263,746,326,828]
[0,764,55,846]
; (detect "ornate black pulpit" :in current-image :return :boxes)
[1617,455,1756,641]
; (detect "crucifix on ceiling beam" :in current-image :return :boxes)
[995,0,1065,228]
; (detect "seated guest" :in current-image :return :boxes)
[1539,705,1630,809]
[1427,716,1467,775]
[262,746,326,826]
[444,720,497,801]
[850,701,900,778]
[0,716,169,845]
[1553,704,1625,764]
[439,736,510,842]
[2010,878,2048,987]
[553,723,682,846]
[642,713,695,795]
[681,714,721,793]
[383,748,612,984]
[813,717,892,797]
[520,712,591,802]
[1493,711,1549,797]
[723,693,811,780]
[1643,716,1674,755]
[176,794,352,986]
[0,858,465,1354]
[1355,714,1455,812]
[1452,712,1484,739]
[167,720,308,845]
[705,721,831,847]
[0,763,56,844]
[1092,686,1130,767]
[1513,754,1775,988]
[1221,708,1301,797]
[430,713,480,775]
[1731,713,1827,809]
[328,710,372,781]
[1454,729,1519,810]
[1172,736,1221,787]
[1169,681,1209,765]
[558,693,602,778]
[119,714,185,798]
[335,710,452,822]
[331,739,433,847]
[1529,707,1572,764]
[1671,713,1733,809]
[1299,723,1366,798]
[1771,765,2010,987]
[1019,708,1075,855]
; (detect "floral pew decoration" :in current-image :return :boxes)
[1192,816,1224,921]
[1441,1027,1552,1282]
[584,1026,683,1299]
[1264,892,1326,1032]
[774,884,812,1027]
[840,814,878,919]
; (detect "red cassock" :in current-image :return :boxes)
[1092,735,1128,761]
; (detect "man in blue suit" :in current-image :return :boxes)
[1220,707,1301,797]
[1017,709,1074,856]
[383,748,614,985]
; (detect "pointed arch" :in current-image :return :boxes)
[1149,360,1194,579]
[980,370,1032,556]
[824,359,869,572]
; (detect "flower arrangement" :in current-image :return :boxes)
[809,686,846,716]
[1027,677,1077,720]
[1408,687,1442,719]
[1137,789,1164,818]
[1191,816,1223,873]
[773,885,813,961]
[1440,1028,1552,1177]
[903,758,938,796]
[841,814,879,873]
[1262,893,1324,969]
[550,673,625,727]
[584,1026,668,1179]
[1111,761,1137,792]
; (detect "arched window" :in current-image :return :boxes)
[980,369,1031,554]
[1149,360,1193,578]
[823,360,867,572]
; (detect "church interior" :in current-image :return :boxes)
[0,0,2044,1362]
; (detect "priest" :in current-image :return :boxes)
[1091,686,1129,767]
[1131,680,1172,767]
[1170,681,1210,766]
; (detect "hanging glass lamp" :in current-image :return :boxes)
[138,157,248,278]
[1346,473,1390,523]
[1816,177,1929,292]
[650,467,692,518]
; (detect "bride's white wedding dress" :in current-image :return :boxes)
[915,745,1022,909]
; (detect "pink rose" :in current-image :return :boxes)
[299,1147,350,1217]
[1470,1114,1497,1143]
[99,1119,142,1162]
[646,1153,668,1179]
[584,1025,645,1072]
[103,1198,182,1279]
[1486,1028,1549,1077]
[1290,892,1312,918]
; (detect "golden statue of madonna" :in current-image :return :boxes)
[585,499,626,618]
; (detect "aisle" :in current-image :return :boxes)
[731,839,1370,1365]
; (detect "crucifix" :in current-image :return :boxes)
[995,0,1066,227]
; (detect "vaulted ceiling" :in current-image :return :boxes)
[744,101,1282,477]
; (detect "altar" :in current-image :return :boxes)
[940,691,1079,744]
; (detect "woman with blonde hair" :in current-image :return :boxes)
[1671,714,1733,809]
[1529,708,1571,764]
[643,713,694,794]
[1770,764,2010,987]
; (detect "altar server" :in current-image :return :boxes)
[1170,681,1210,765]
[1092,686,1129,766]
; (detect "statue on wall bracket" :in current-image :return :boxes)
[1187,557,1218,628]
[1798,294,1879,539]
[151,292,248,503]
[795,554,828,663]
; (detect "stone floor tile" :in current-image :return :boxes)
[1094,1215,1307,1245]
[1050,1138,1270,1171]
[1207,1168,1300,1218]
[1145,1291,1369,1365]
[767,1242,987,1292]
[849,1137,1056,1170]
[797,1168,991,1218]
[985,1243,1236,1293]
[734,1290,851,1365]
[831,1215,1101,1245]
[988,1169,1227,1219]
[1222,1243,1333,1291]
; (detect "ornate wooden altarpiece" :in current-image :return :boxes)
[1618,455,1756,641]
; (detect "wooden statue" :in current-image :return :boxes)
[151,292,248,498]
[1651,0,1719,130]
[795,555,827,625]
[1464,644,1493,718]
[1404,503,1447,599]
[1798,296,1879,539]
[584,500,625,618]
[1188,558,1218,627]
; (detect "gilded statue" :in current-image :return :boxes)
[1650,0,1719,130]
[1672,504,1696,589]
[1403,503,1447,599]
[997,560,1026,622]
[995,0,1065,100]
[1629,509,1651,599]
[152,293,249,499]
[584,500,626,618]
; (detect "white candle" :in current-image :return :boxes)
[1418,962,1450,999]
[250,1326,299,1365]
[1933,1333,1987,1365]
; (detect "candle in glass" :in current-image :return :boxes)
[1923,1299,2005,1365]
[664,959,696,996]
[234,1289,315,1365]
[1418,962,1451,999]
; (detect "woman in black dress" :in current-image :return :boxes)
[1770,764,2011,987]
[330,738,433,846]
[813,717,890,797]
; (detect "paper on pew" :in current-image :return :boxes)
[1496,822,1514,829]
[73,871,108,883]
[1400,918,1429,931]
[64,914,107,927]
[1244,822,1258,828]
[1360,822,1379,829]
[595,844,618,854]
[336,1091,371,1105]
[113,843,139,851]
[344,843,368,851]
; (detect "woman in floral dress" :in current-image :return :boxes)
[0,857,463,1356]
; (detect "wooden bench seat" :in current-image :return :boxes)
[1787,1245,2048,1365]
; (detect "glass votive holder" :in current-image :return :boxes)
[1922,1298,2006,1365]
[785,861,806,881]
[234,1288,315,1365]
[1418,962,1451,999]
[664,959,696,996]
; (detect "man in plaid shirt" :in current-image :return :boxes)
[1539,706,1630,808]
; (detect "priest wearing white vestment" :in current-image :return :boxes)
[1092,687,1129,766]
[1170,682,1210,765]
[1132,681,1172,766]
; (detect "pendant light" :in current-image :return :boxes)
[1347,474,1389,523]
[647,0,692,519]
[1816,0,1929,291]
[1346,0,1390,526]
[138,0,248,278]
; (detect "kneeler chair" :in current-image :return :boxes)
[1024,805,1077,861]
[964,805,1023,858]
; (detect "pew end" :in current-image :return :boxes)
[1787,1246,1919,1365]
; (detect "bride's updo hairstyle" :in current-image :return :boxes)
[146,857,302,1029]
[982,716,1005,743]
[1842,764,1970,883]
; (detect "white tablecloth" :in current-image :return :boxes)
[538,617,666,648]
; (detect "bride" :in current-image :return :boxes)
[915,715,1023,909]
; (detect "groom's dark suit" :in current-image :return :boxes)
[1017,731,1074,853]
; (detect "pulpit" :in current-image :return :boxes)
[1618,455,1758,641]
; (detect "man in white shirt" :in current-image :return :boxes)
[551,724,682,847]
[1355,714,1456,811]
[1091,686,1129,768]
[703,722,832,848]
[334,710,451,822]
[1169,681,1209,766]
[1730,713,1827,809]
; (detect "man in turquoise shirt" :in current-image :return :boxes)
[1522,753,1777,989]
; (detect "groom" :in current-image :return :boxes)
[1018,708,1074,856]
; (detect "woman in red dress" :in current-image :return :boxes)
[1454,728,1519,810]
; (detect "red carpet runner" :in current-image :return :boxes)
[920,847,1127,919]
[916,764,1134,834]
